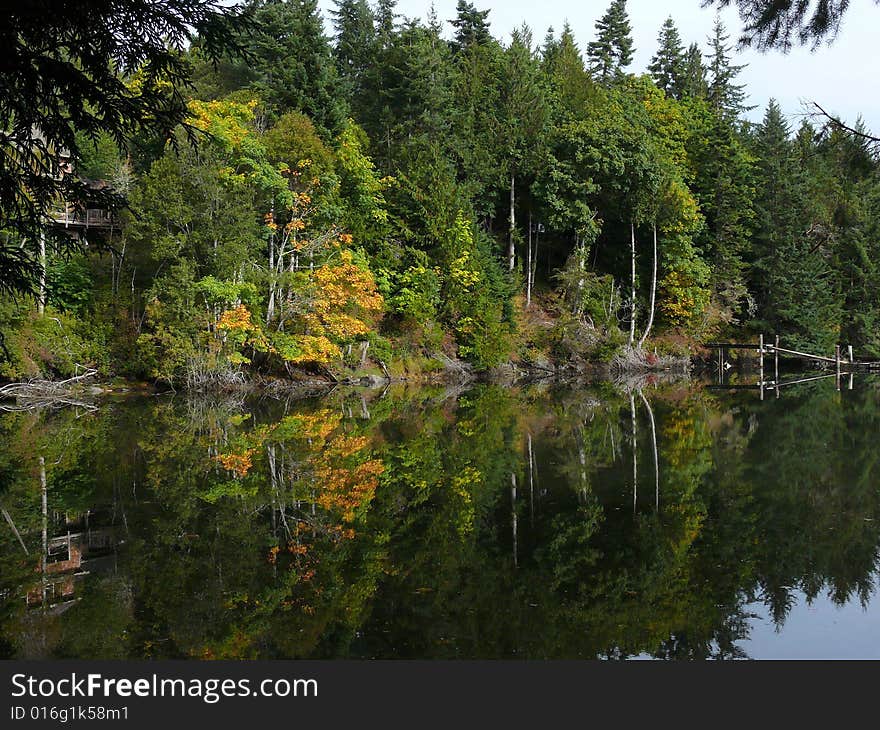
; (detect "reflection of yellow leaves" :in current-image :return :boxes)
[216,448,256,477]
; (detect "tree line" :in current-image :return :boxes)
[2,0,880,385]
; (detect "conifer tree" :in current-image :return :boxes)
[501,25,550,272]
[706,15,750,119]
[246,0,346,135]
[547,22,594,119]
[649,17,686,99]
[331,0,377,115]
[681,43,708,99]
[586,0,634,85]
[450,0,491,52]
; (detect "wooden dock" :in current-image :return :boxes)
[706,335,880,398]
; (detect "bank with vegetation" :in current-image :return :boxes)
[3,0,880,391]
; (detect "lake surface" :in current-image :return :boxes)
[2,374,880,659]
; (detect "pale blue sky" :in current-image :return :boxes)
[317,0,880,132]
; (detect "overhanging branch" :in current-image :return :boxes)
[810,101,880,143]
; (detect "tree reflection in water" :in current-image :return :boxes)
[2,377,880,659]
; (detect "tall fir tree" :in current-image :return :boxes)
[331,0,377,118]
[649,17,686,99]
[586,0,634,85]
[500,24,551,271]
[546,22,595,120]
[681,42,708,99]
[706,15,750,119]
[450,0,491,52]
[245,0,347,135]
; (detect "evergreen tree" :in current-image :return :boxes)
[687,100,756,320]
[542,26,560,68]
[546,22,595,120]
[245,0,347,135]
[706,15,750,119]
[450,0,492,52]
[750,102,841,350]
[681,43,708,99]
[500,24,551,271]
[445,8,504,219]
[649,17,686,99]
[331,0,377,116]
[586,0,634,85]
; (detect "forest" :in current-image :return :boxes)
[3,0,880,387]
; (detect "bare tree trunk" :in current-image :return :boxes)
[526,211,533,307]
[532,224,540,299]
[630,392,637,514]
[1,505,28,554]
[38,229,46,315]
[629,220,636,346]
[511,472,518,568]
[266,207,275,325]
[508,173,516,272]
[638,221,658,350]
[527,432,534,527]
[40,456,47,606]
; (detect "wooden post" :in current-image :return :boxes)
[759,334,764,400]
[848,345,854,364]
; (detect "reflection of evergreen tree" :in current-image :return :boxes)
[4,381,880,658]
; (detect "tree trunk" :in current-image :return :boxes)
[629,220,637,346]
[266,207,275,325]
[526,211,533,307]
[630,392,637,514]
[638,221,658,349]
[508,173,516,272]
[532,224,540,300]
[38,228,46,315]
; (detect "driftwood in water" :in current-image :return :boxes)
[0,367,99,411]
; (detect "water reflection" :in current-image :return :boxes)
[2,376,880,659]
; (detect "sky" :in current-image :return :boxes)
[316,0,880,132]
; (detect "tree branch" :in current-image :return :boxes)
[810,101,880,143]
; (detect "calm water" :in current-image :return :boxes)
[2,375,880,659]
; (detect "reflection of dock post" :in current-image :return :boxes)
[759,334,764,400]
[774,335,780,398]
[836,344,841,391]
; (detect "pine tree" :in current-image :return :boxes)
[541,26,559,68]
[450,0,491,52]
[586,0,634,85]
[648,17,685,99]
[331,0,376,116]
[245,0,347,135]
[681,43,707,99]
[547,22,595,120]
[706,15,750,119]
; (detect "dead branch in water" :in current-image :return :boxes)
[0,366,99,411]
